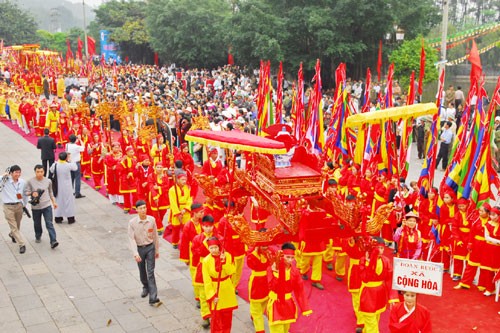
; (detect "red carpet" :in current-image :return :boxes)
[4,119,499,332]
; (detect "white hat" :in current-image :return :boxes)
[495,116,500,122]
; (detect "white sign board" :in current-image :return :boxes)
[392,258,444,296]
[78,78,89,87]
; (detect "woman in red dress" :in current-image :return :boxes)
[389,291,432,333]
[393,211,422,260]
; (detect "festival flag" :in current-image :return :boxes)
[361,68,371,113]
[384,63,394,108]
[227,49,234,66]
[468,40,482,85]
[326,63,348,156]
[377,40,382,82]
[154,52,159,66]
[470,77,500,206]
[418,42,426,95]
[399,71,416,179]
[304,59,324,153]
[407,71,416,105]
[257,61,274,135]
[418,68,444,194]
[66,39,74,68]
[275,61,284,124]
[87,36,96,56]
[77,36,83,60]
[293,63,305,142]
[441,47,489,200]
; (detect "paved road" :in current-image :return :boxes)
[0,121,254,333]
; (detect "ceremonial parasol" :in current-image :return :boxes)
[185,130,287,154]
[345,102,438,128]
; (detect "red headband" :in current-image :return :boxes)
[490,207,500,215]
[192,206,204,213]
[282,249,295,256]
[207,238,220,247]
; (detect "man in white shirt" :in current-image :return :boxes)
[66,134,86,198]
[436,121,453,170]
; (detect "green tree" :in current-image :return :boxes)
[0,1,38,45]
[36,30,68,54]
[224,0,287,68]
[146,0,231,67]
[94,0,152,63]
[389,36,439,89]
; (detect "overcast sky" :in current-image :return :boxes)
[67,0,104,7]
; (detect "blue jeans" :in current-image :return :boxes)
[32,206,57,243]
[71,161,82,196]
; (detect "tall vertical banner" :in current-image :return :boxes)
[99,30,121,64]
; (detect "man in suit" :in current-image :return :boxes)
[37,128,56,177]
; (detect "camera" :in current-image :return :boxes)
[29,189,45,206]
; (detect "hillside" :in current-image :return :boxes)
[17,0,96,32]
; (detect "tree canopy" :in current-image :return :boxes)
[0,1,38,45]
[389,37,439,89]
[93,0,152,63]
[146,0,231,68]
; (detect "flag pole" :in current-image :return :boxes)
[83,0,88,58]
[439,0,449,71]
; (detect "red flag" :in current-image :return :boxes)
[87,36,96,56]
[418,43,425,95]
[377,40,382,82]
[385,63,394,108]
[77,37,83,60]
[468,40,482,85]
[362,68,371,113]
[66,39,74,68]
[293,63,305,141]
[408,71,416,105]
[228,53,234,66]
[275,61,283,123]
[154,52,159,66]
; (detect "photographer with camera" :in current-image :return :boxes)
[25,165,59,249]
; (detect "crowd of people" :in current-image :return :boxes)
[1,60,499,333]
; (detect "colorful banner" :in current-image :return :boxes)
[446,41,498,66]
[99,30,121,64]
[427,22,500,47]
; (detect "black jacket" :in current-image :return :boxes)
[37,135,56,160]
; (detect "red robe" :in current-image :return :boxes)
[36,106,48,136]
[389,303,432,333]
[136,165,154,201]
[90,142,105,188]
[119,134,134,153]
[344,238,365,293]
[179,220,202,265]
[118,156,138,193]
[267,264,312,325]
[246,248,272,301]
[438,203,456,251]
[217,217,245,258]
[104,153,122,195]
[191,231,220,286]
[202,158,223,177]
[359,254,397,314]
